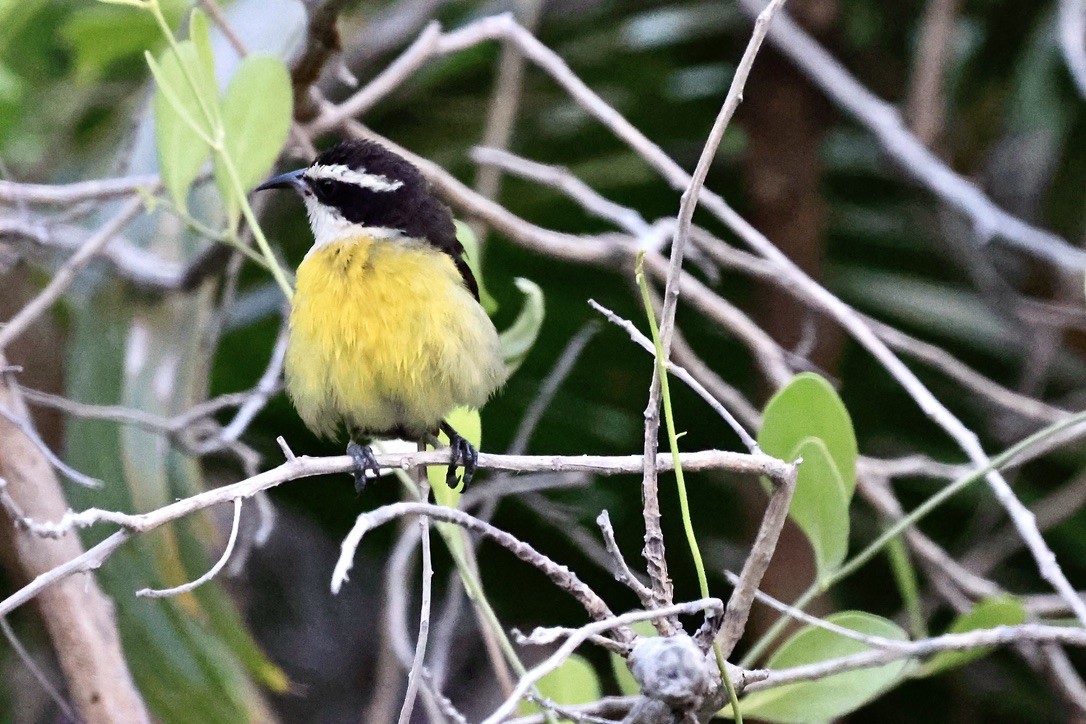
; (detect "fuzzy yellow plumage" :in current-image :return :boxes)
[285,234,504,441]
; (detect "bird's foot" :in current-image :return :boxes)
[346,441,381,494]
[438,422,478,489]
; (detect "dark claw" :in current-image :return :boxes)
[347,441,381,494]
[439,423,478,489]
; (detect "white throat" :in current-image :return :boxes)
[302,196,404,253]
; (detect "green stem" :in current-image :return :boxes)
[442,529,559,724]
[635,254,741,723]
[887,536,927,639]
[147,0,220,133]
[217,151,294,299]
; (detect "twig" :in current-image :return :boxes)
[596,510,655,609]
[723,571,911,651]
[590,299,758,451]
[332,502,627,641]
[507,322,600,455]
[213,313,289,445]
[717,460,798,658]
[905,0,961,145]
[285,0,352,121]
[743,624,1086,693]
[4,216,187,290]
[0,175,159,205]
[136,498,243,598]
[483,599,724,724]
[1040,644,1086,714]
[398,444,434,724]
[470,146,653,237]
[0,405,100,488]
[505,697,638,724]
[639,0,786,619]
[0,449,783,618]
[0,196,144,351]
[514,626,631,655]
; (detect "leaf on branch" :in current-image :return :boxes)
[214,53,293,225]
[151,38,216,210]
[758,373,858,495]
[789,437,850,579]
[730,612,909,723]
[758,373,858,577]
[916,596,1027,677]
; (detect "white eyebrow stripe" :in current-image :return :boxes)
[305,163,404,192]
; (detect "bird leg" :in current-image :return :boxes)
[346,440,381,494]
[437,421,478,488]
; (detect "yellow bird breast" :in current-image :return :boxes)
[285,235,504,440]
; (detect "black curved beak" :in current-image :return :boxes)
[255,168,306,193]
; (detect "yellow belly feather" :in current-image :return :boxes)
[285,235,504,439]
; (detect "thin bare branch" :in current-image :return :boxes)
[0,196,144,351]
[743,625,1086,694]
[717,461,798,657]
[0,175,159,205]
[135,498,243,598]
[0,406,100,488]
[597,510,655,609]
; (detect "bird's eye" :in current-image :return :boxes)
[315,179,335,197]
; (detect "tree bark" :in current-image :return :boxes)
[0,355,149,723]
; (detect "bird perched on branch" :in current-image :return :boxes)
[257,140,504,491]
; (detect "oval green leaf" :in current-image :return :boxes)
[151,39,217,210]
[519,654,602,716]
[758,372,858,498]
[729,612,909,723]
[499,277,545,376]
[916,596,1026,677]
[214,53,292,224]
[790,436,850,579]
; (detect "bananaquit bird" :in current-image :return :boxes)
[256,140,504,491]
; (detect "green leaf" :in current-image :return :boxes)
[759,372,858,498]
[518,655,602,716]
[214,53,292,225]
[151,39,217,209]
[789,437,850,580]
[610,620,657,695]
[730,612,910,722]
[188,9,218,128]
[916,596,1027,677]
[455,220,499,314]
[499,277,545,376]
